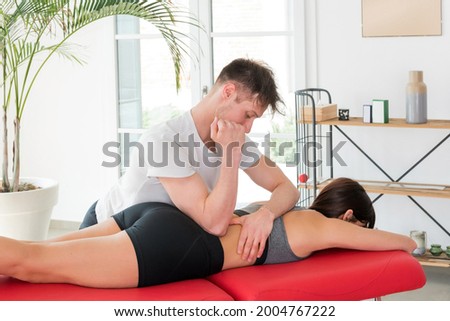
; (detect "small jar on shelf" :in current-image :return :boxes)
[430,244,443,256]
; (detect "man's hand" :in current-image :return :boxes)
[210,117,245,152]
[230,206,275,262]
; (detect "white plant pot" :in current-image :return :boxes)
[0,177,58,241]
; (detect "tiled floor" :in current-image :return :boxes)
[48,221,450,301]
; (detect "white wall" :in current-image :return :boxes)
[311,0,450,245]
[21,18,119,223]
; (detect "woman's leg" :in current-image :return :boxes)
[47,218,121,242]
[0,231,138,288]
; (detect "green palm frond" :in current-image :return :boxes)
[47,42,86,65]
[1,0,201,192]
[62,0,198,88]
[10,0,197,118]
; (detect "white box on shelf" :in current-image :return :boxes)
[363,104,372,123]
[372,99,389,123]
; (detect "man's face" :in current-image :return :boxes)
[215,84,266,133]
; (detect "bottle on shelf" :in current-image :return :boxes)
[406,70,427,124]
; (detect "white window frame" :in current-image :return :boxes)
[192,0,306,100]
[114,0,307,185]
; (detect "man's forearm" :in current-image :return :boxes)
[201,149,241,235]
[263,181,300,219]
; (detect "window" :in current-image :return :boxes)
[115,0,192,174]
[115,0,301,203]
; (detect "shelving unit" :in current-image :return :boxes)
[294,88,334,205]
[295,89,450,267]
[312,178,450,200]
[416,252,450,268]
[319,117,450,129]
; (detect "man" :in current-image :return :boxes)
[82,58,299,262]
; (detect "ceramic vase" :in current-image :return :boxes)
[406,70,427,124]
[410,230,427,256]
[430,244,443,256]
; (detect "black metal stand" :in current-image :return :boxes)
[294,88,332,206]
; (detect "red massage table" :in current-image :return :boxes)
[0,249,425,301]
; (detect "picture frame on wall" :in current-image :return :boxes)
[362,0,442,37]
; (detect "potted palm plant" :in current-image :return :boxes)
[1,0,197,240]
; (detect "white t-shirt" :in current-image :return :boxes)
[95,111,262,222]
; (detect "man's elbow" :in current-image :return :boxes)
[279,179,300,201]
[202,221,228,236]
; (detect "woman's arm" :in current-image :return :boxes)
[286,211,417,256]
[324,219,417,253]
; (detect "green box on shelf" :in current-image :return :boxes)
[372,99,389,123]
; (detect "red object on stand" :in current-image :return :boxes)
[299,173,308,183]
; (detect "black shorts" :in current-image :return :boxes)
[112,202,224,287]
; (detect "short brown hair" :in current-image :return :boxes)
[215,58,284,114]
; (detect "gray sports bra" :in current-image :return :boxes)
[234,204,305,265]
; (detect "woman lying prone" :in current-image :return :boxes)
[0,178,416,288]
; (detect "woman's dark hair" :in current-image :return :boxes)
[309,177,376,228]
[215,58,284,115]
